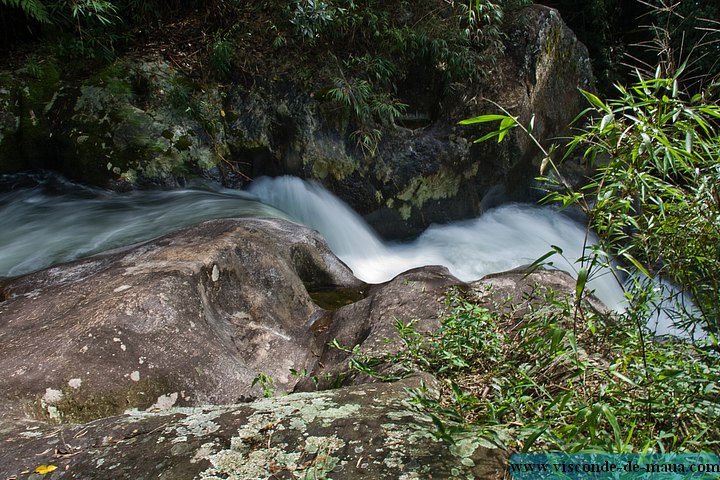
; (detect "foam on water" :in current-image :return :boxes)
[1,173,702,339]
[250,176,624,305]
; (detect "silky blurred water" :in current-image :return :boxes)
[1,172,698,338]
[0,172,289,277]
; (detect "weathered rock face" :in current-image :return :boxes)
[0,6,592,237]
[0,57,231,188]
[494,5,596,199]
[0,218,363,423]
[0,377,508,479]
[0,215,597,478]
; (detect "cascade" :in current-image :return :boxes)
[0,172,699,338]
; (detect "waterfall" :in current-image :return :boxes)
[250,176,625,307]
[0,172,700,339]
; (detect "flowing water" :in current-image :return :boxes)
[0,172,289,277]
[0,172,696,338]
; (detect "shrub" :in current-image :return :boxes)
[334,287,720,452]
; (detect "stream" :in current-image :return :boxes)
[0,171,694,337]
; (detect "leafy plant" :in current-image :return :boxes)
[460,64,720,337]
[559,71,720,334]
[251,372,275,398]
[209,34,235,80]
[447,0,720,454]
[321,75,407,157]
[334,286,720,452]
[290,0,338,42]
[1,0,50,23]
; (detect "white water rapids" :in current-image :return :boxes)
[0,172,696,338]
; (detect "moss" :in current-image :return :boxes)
[389,162,479,221]
[174,134,193,151]
[0,60,64,169]
[65,60,225,185]
[310,155,358,181]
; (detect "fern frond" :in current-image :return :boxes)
[1,0,51,23]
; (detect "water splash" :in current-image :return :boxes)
[0,173,700,338]
[250,176,624,305]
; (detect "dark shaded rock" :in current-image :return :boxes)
[0,57,225,187]
[0,62,64,172]
[495,5,596,199]
[0,218,362,423]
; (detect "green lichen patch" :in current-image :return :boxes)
[393,163,478,221]
[310,154,358,182]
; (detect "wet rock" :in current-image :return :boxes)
[302,266,465,390]
[0,218,362,423]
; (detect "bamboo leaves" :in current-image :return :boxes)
[458,113,518,143]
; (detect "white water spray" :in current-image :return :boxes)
[250,176,624,305]
[1,173,700,338]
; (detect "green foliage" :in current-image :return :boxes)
[460,67,720,335]
[1,0,49,22]
[553,70,720,333]
[1,0,122,59]
[209,34,235,80]
[335,287,720,452]
[251,372,275,398]
[453,5,720,452]
[321,75,407,156]
[290,0,342,42]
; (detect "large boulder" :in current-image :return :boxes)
[0,216,597,477]
[0,376,507,479]
[0,218,362,423]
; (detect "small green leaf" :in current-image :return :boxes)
[620,252,651,278]
[524,246,563,277]
[458,114,508,125]
[580,89,610,113]
[601,404,623,452]
[521,426,548,452]
[576,267,588,298]
[497,116,517,142]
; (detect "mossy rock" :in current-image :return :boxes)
[0,60,63,172]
